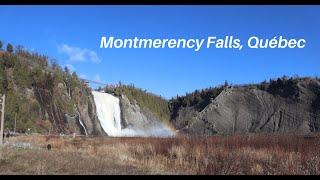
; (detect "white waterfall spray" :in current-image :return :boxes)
[92,91,174,137]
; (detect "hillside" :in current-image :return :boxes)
[0,43,104,135]
[169,76,320,136]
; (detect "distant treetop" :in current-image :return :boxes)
[6,43,13,53]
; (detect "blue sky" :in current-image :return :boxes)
[0,5,319,99]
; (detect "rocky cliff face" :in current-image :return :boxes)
[0,49,105,135]
[171,78,320,136]
[33,81,105,135]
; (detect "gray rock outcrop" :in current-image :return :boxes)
[172,79,320,136]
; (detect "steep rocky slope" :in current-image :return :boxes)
[171,78,320,136]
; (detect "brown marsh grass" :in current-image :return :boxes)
[0,134,320,175]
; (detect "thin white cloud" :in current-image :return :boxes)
[88,51,101,64]
[58,44,101,64]
[93,74,102,83]
[79,74,88,79]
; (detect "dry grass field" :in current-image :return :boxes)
[0,134,320,175]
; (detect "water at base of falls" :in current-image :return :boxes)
[92,91,174,137]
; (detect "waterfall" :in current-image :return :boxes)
[92,91,174,137]
[92,91,131,136]
[75,105,88,136]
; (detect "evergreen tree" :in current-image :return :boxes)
[64,66,70,75]
[224,80,229,88]
[7,43,14,53]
